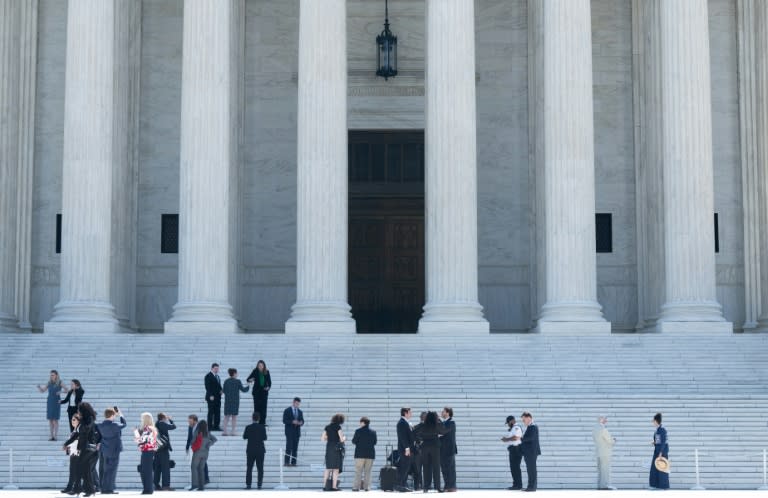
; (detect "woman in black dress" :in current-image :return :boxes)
[60,379,84,431]
[321,413,346,491]
[413,411,447,492]
[246,360,271,424]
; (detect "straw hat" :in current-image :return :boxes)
[654,456,670,473]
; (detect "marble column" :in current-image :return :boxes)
[418,0,488,334]
[0,0,20,332]
[45,0,122,333]
[286,0,354,334]
[754,0,768,331]
[632,0,666,331]
[166,0,240,333]
[656,0,731,333]
[535,0,610,334]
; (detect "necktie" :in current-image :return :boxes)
[293,408,297,419]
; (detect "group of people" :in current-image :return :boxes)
[41,366,671,492]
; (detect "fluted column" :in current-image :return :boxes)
[656,0,731,333]
[286,0,354,334]
[45,0,121,332]
[0,0,20,332]
[755,0,768,330]
[166,0,240,333]
[418,0,488,334]
[535,0,610,334]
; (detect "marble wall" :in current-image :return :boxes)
[26,0,745,332]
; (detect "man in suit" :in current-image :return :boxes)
[186,414,209,485]
[592,415,617,490]
[97,407,125,495]
[396,407,414,492]
[243,412,268,489]
[282,397,304,466]
[440,407,458,492]
[520,411,541,492]
[204,363,223,431]
[153,412,177,491]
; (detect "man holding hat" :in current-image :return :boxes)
[501,415,523,490]
[592,416,616,490]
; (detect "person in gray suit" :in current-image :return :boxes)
[97,407,126,495]
[592,416,617,490]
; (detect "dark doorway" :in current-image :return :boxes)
[348,130,425,333]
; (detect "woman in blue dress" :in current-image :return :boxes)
[37,370,67,441]
[649,412,670,489]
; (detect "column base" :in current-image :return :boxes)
[0,312,18,332]
[44,321,130,334]
[418,320,490,334]
[45,300,127,333]
[285,301,355,335]
[534,320,612,335]
[166,301,240,333]
[655,321,733,334]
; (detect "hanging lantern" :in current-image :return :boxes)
[376,0,398,80]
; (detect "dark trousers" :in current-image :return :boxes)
[397,453,412,488]
[65,455,80,492]
[91,453,100,491]
[153,448,171,488]
[140,451,155,494]
[421,444,441,491]
[523,453,537,491]
[246,451,265,488]
[78,450,99,495]
[100,453,120,492]
[285,431,300,465]
[440,449,456,489]
[507,446,523,489]
[412,450,423,489]
[207,396,221,430]
[253,394,268,424]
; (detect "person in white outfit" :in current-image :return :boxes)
[592,416,617,490]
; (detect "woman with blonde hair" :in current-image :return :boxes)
[134,412,159,494]
[37,369,67,440]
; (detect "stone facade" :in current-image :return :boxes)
[3,0,756,333]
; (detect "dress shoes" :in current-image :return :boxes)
[524,488,536,492]
[508,486,523,490]
[445,488,457,492]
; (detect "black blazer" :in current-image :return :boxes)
[440,418,457,455]
[247,369,272,396]
[156,419,176,452]
[186,425,194,452]
[396,418,414,454]
[205,372,222,399]
[60,387,84,407]
[352,426,377,459]
[243,422,268,454]
[282,406,304,436]
[521,424,541,458]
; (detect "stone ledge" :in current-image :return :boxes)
[534,321,612,335]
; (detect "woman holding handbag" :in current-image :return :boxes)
[321,413,346,491]
[190,420,217,491]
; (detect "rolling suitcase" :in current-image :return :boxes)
[379,444,398,491]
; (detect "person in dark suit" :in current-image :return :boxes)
[282,397,304,466]
[440,407,458,492]
[61,379,84,432]
[153,413,176,491]
[396,407,414,492]
[186,415,208,485]
[521,412,541,492]
[247,360,272,425]
[96,407,125,495]
[243,412,268,489]
[204,363,223,431]
[413,411,446,493]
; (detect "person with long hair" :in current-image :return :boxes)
[37,370,67,440]
[61,413,82,495]
[73,402,100,497]
[321,413,346,491]
[413,411,446,492]
[247,360,271,425]
[60,379,84,432]
[190,420,217,491]
[222,368,249,435]
[134,412,158,495]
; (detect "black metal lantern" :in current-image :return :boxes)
[376,0,397,80]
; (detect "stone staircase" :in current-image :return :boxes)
[0,331,766,490]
